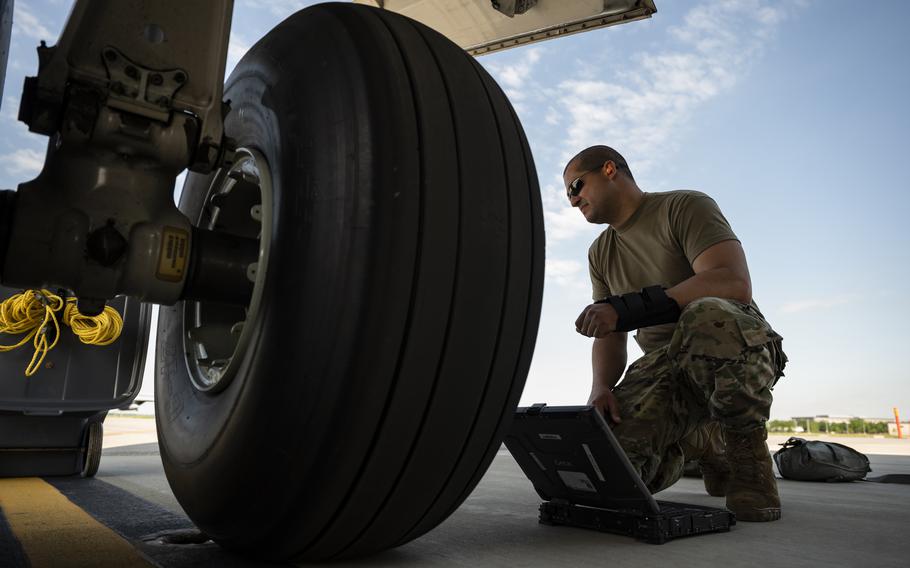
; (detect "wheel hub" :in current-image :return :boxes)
[183,148,272,393]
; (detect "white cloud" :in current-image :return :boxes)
[13,3,53,42]
[484,47,544,101]
[556,0,793,175]
[2,148,44,178]
[539,175,593,242]
[546,257,585,289]
[779,295,852,314]
[2,96,20,122]
[545,205,589,242]
[227,33,252,74]
[544,106,561,125]
[241,0,311,19]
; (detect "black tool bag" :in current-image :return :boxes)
[773,437,871,482]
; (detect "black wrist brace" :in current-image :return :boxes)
[595,285,681,332]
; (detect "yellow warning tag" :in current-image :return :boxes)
[157,227,189,282]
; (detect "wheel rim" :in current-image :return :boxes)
[183,148,273,393]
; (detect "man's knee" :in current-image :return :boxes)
[613,423,686,493]
[678,297,740,331]
[670,297,751,359]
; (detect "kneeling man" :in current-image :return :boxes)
[566,145,787,522]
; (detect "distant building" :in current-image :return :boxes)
[792,415,893,425]
[790,416,896,435]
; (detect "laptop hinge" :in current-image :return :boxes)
[550,498,571,506]
[527,403,547,416]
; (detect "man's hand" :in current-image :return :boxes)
[575,303,619,338]
[588,387,622,424]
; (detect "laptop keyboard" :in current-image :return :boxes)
[656,501,699,516]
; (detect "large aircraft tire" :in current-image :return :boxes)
[155,3,543,561]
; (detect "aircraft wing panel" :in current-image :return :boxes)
[353,0,657,55]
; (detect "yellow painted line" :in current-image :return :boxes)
[0,478,152,568]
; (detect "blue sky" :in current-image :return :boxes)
[2,1,908,420]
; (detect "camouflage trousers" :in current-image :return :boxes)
[611,297,787,494]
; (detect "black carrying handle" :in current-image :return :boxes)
[778,436,806,451]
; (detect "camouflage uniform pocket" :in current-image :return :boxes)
[735,308,788,386]
[736,312,780,347]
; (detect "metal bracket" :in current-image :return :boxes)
[17,0,233,173]
[101,46,187,123]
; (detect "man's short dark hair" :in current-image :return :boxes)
[564,145,635,183]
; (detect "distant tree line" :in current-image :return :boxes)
[767,419,890,435]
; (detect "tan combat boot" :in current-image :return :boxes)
[698,425,731,497]
[680,422,731,497]
[723,427,781,521]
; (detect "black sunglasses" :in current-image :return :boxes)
[567,165,603,198]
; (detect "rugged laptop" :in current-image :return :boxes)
[504,404,735,544]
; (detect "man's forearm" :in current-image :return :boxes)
[592,335,627,391]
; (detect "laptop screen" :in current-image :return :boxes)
[504,405,661,514]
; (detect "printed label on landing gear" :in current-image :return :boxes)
[157,227,189,282]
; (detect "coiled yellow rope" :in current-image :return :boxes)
[62,300,123,346]
[0,289,123,376]
[0,290,63,376]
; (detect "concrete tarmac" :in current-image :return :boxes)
[87,416,910,567]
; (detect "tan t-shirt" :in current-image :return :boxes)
[588,190,739,354]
